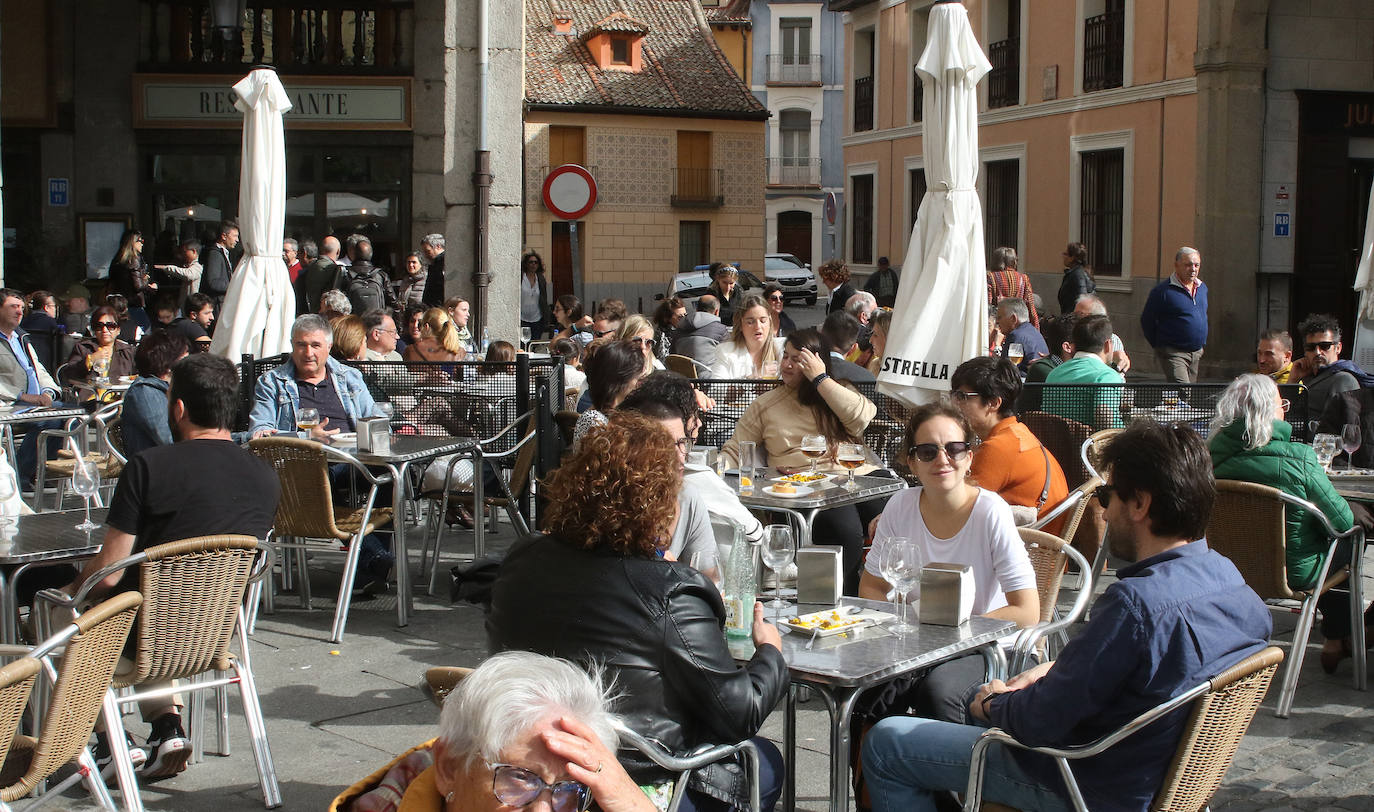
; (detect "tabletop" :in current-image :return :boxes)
[733,598,1015,688]
[0,406,88,426]
[734,472,907,511]
[347,434,478,465]
[1330,470,1374,501]
[0,509,107,565]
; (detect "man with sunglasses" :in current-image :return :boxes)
[1289,313,1374,429]
[862,421,1271,812]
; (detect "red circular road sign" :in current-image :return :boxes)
[542,164,598,220]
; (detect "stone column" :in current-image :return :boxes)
[1194,0,1269,375]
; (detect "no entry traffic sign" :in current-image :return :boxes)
[542,164,598,220]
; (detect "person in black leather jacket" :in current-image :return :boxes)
[488,411,789,812]
[1055,241,1096,314]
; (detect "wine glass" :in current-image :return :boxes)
[689,550,723,595]
[72,458,100,531]
[1342,424,1361,471]
[520,326,533,348]
[1314,433,1339,472]
[1006,342,1024,367]
[801,434,827,475]
[762,360,780,380]
[738,441,756,495]
[1307,420,1321,444]
[880,537,923,636]
[296,407,321,440]
[0,472,16,534]
[836,443,865,491]
[760,525,795,618]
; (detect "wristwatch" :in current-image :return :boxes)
[810,372,831,387]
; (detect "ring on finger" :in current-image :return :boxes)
[595,761,603,773]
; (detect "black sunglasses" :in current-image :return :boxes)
[94,322,120,330]
[489,762,592,812]
[908,441,971,463]
[1304,340,1336,353]
[1094,483,1117,508]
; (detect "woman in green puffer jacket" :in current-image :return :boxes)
[1209,374,1369,673]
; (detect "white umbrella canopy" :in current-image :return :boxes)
[1354,181,1374,320]
[211,68,297,361]
[877,1,991,406]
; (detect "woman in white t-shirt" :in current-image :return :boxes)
[856,403,1038,724]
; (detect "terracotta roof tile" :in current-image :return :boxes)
[703,0,752,24]
[525,0,767,118]
[584,11,649,36]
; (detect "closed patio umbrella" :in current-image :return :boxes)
[1354,181,1374,320]
[211,67,296,360]
[877,0,991,406]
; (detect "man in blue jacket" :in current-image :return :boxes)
[1140,247,1207,382]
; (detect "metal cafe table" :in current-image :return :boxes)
[734,597,1015,812]
[0,509,106,643]
[734,473,907,548]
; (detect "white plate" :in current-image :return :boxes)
[782,607,896,637]
[762,484,813,498]
[330,432,358,445]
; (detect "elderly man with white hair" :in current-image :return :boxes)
[1140,247,1207,382]
[249,313,382,439]
[421,232,448,307]
[333,651,656,812]
[993,297,1047,374]
[845,291,879,362]
[1074,293,1132,373]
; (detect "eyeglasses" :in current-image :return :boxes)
[766,295,784,302]
[628,337,652,347]
[1280,398,1291,414]
[1305,340,1337,353]
[949,390,981,403]
[1094,483,1117,509]
[908,442,971,462]
[674,437,692,455]
[488,763,592,812]
[94,322,120,331]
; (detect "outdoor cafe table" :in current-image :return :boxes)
[732,598,1015,812]
[0,405,88,481]
[341,434,478,626]
[733,473,907,548]
[0,508,106,644]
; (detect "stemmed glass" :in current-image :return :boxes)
[879,537,923,637]
[1307,420,1321,444]
[520,326,533,349]
[836,443,865,491]
[0,472,16,535]
[1314,433,1340,473]
[72,458,100,531]
[1342,423,1361,471]
[801,434,827,475]
[1006,343,1025,368]
[296,407,321,439]
[760,525,795,618]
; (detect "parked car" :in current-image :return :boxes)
[764,254,818,306]
[664,263,763,300]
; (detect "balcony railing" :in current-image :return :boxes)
[911,68,923,123]
[766,158,821,187]
[854,76,875,132]
[988,37,1019,108]
[138,1,414,73]
[671,168,724,208]
[1083,9,1125,92]
[766,54,823,85]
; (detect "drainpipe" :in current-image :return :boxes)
[472,0,493,337]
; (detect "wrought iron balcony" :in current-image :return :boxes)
[766,54,823,85]
[138,0,414,74]
[988,37,1019,108]
[671,168,724,208]
[766,158,821,187]
[854,76,875,132]
[1083,9,1125,92]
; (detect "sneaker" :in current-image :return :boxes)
[93,729,148,778]
[141,714,190,780]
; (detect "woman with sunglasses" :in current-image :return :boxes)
[332,651,655,812]
[613,314,664,376]
[761,282,796,338]
[1208,373,1369,674]
[107,229,156,332]
[489,412,789,812]
[856,404,1038,723]
[61,304,137,398]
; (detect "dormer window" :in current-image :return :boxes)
[610,36,631,65]
[582,12,647,72]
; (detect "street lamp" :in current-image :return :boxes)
[210,0,248,52]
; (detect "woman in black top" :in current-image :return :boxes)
[1056,241,1095,314]
[107,229,156,331]
[819,259,858,315]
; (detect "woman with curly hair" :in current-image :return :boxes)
[404,307,467,362]
[818,258,857,315]
[488,411,789,812]
[1056,241,1096,314]
[520,250,551,339]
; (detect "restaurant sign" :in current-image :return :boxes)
[133,74,412,131]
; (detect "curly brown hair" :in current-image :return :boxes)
[817,258,850,287]
[542,411,683,555]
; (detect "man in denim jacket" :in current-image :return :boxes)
[249,313,382,438]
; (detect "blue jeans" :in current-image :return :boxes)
[861,717,1073,812]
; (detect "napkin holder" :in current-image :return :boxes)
[797,547,842,606]
[919,562,974,626]
[357,416,391,454]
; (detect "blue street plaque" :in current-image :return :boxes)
[1274,212,1290,237]
[48,178,69,207]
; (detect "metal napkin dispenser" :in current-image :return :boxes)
[919,562,975,626]
[357,416,391,455]
[797,547,843,606]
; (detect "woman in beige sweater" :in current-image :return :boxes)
[721,328,880,593]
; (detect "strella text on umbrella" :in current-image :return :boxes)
[878,357,950,381]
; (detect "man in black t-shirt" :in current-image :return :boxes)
[66,353,279,779]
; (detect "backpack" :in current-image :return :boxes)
[343,265,390,313]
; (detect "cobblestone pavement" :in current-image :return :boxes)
[33,516,1374,811]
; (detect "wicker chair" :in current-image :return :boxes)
[1206,480,1365,717]
[1009,529,1095,673]
[419,413,538,594]
[0,592,142,811]
[964,646,1284,812]
[249,437,394,643]
[665,354,704,379]
[1076,428,1120,589]
[0,658,41,798]
[35,537,279,811]
[35,402,125,512]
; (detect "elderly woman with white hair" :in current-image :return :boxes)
[332,651,654,812]
[1208,372,1370,673]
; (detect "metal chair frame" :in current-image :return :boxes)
[962,646,1283,812]
[1009,529,1095,674]
[613,723,761,812]
[34,402,125,512]
[33,538,279,811]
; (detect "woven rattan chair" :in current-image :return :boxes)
[35,402,125,512]
[665,354,703,379]
[1078,428,1120,588]
[35,537,279,811]
[420,413,538,594]
[964,646,1284,812]
[0,658,41,798]
[1206,479,1365,717]
[1009,529,1095,673]
[0,592,142,812]
[249,436,394,643]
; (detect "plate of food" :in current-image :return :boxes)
[783,607,895,637]
[762,483,813,498]
[773,471,832,485]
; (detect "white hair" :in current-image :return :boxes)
[422,233,446,250]
[319,290,351,316]
[996,296,1030,324]
[292,313,334,341]
[845,291,877,317]
[1075,294,1107,316]
[439,651,620,771]
[1175,246,1200,262]
[1210,373,1280,450]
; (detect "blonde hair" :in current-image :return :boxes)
[329,315,367,361]
[615,314,657,374]
[420,307,465,357]
[729,294,780,371]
